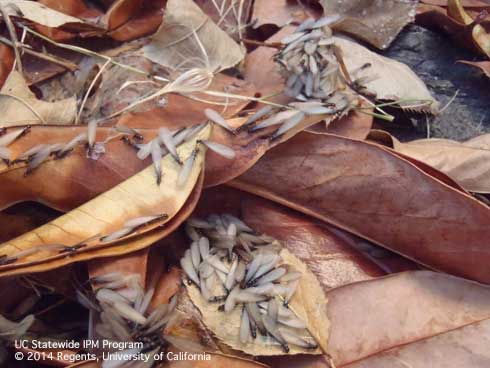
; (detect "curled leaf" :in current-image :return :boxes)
[376,132,490,194]
[321,0,418,49]
[335,36,439,113]
[231,131,490,284]
[0,125,210,276]
[186,246,329,355]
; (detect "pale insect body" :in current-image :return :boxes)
[87,120,97,148]
[204,108,235,133]
[0,127,29,147]
[151,138,163,185]
[198,140,235,159]
[159,127,181,164]
[181,214,319,352]
[271,111,305,140]
[0,146,11,161]
[177,148,198,188]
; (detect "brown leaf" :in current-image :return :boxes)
[0,125,209,277]
[244,27,294,103]
[308,109,373,140]
[88,248,150,290]
[0,43,14,89]
[0,71,77,127]
[241,196,385,288]
[416,3,490,58]
[143,0,245,73]
[335,36,438,113]
[0,0,87,27]
[380,133,490,194]
[459,60,490,77]
[264,271,490,367]
[67,353,267,368]
[35,0,102,41]
[103,0,144,30]
[447,0,490,57]
[321,0,418,49]
[252,0,321,29]
[230,131,490,283]
[422,0,490,7]
[0,126,150,211]
[118,73,256,129]
[108,0,165,41]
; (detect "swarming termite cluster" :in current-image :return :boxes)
[125,120,236,186]
[181,214,319,353]
[77,272,181,367]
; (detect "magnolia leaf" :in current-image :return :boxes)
[0,44,13,89]
[0,71,77,127]
[143,0,245,73]
[34,0,103,41]
[107,0,165,41]
[231,132,490,284]
[265,271,490,367]
[321,0,418,49]
[416,3,490,57]
[252,0,320,29]
[459,60,490,78]
[381,133,490,194]
[447,0,490,57]
[67,353,267,368]
[0,125,210,277]
[186,247,328,355]
[0,105,332,210]
[0,0,96,28]
[88,248,150,290]
[334,36,439,113]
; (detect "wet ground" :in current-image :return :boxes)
[377,24,490,142]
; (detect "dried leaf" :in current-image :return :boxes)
[0,125,210,277]
[308,109,373,140]
[186,247,328,355]
[459,60,490,77]
[35,0,102,41]
[422,0,490,7]
[103,0,144,30]
[67,353,267,368]
[88,248,149,290]
[241,196,389,288]
[321,0,418,49]
[416,3,490,57]
[0,44,14,89]
[265,271,490,367]
[335,36,439,113]
[0,71,77,127]
[252,0,321,29]
[447,0,490,57]
[0,0,94,28]
[231,131,490,283]
[382,133,490,194]
[143,0,245,73]
[108,0,165,41]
